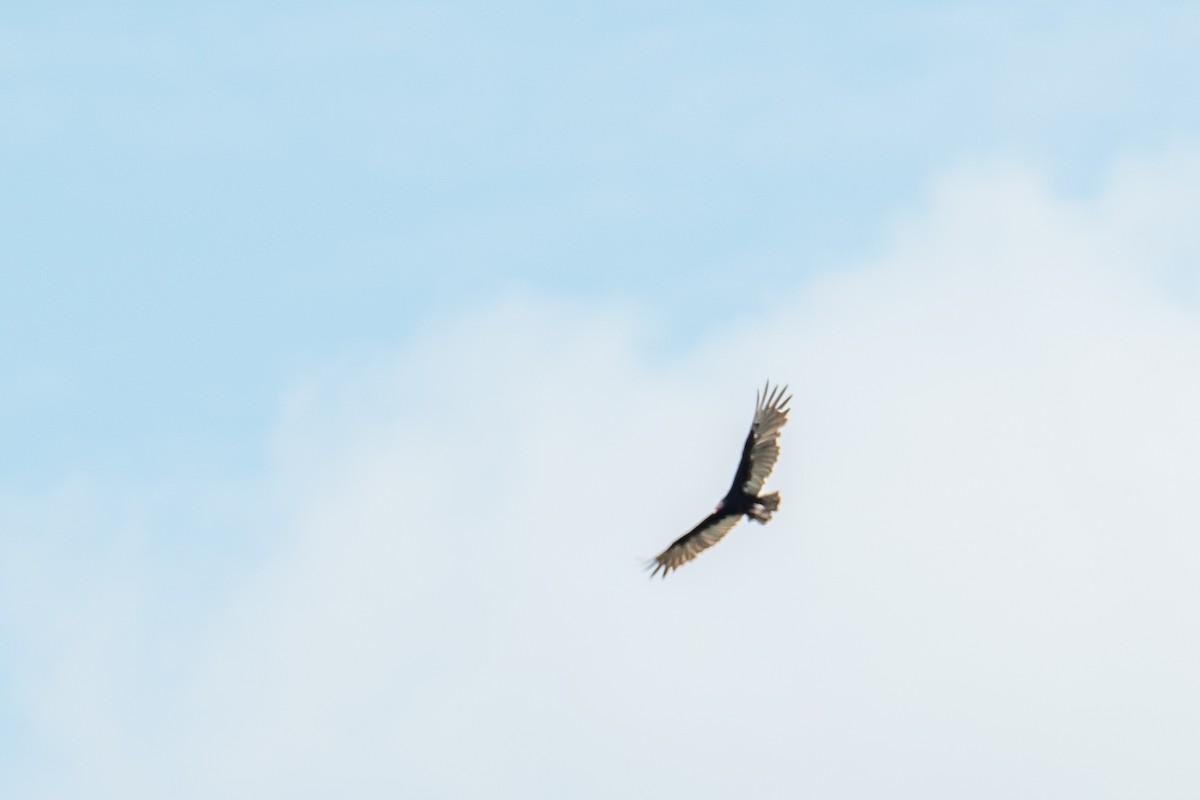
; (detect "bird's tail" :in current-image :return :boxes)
[749,492,780,523]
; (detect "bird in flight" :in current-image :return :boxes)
[648,381,792,578]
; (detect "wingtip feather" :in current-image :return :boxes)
[756,380,792,417]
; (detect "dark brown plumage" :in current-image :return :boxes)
[649,381,791,578]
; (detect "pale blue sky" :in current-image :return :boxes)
[6,1,1200,483]
[5,4,1200,797]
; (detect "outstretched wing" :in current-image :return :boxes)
[728,381,792,497]
[648,512,743,578]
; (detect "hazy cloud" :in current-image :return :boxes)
[3,154,1200,797]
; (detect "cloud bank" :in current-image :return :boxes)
[3,153,1200,798]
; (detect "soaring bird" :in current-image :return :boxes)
[649,382,792,578]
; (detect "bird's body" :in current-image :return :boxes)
[649,382,791,578]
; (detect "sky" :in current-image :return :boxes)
[3,2,1200,797]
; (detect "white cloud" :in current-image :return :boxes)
[4,151,1200,798]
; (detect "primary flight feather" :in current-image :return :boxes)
[649,381,792,578]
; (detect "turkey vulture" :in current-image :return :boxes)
[649,381,792,578]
